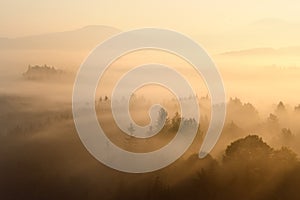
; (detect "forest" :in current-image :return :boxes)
[1,93,300,200]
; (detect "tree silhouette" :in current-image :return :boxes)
[127,123,135,136]
[276,101,286,113]
[268,113,278,123]
[295,104,300,112]
[104,96,109,101]
[156,108,167,131]
[281,128,293,142]
[170,112,181,132]
[223,135,273,163]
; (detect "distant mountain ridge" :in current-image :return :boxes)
[219,46,300,56]
[0,25,120,50]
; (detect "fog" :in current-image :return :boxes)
[1,67,300,199]
[1,27,300,200]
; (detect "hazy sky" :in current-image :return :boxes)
[1,0,300,37]
[1,0,300,107]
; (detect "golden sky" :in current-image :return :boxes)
[1,0,300,38]
[1,0,300,105]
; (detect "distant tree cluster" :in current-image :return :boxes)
[23,64,64,80]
